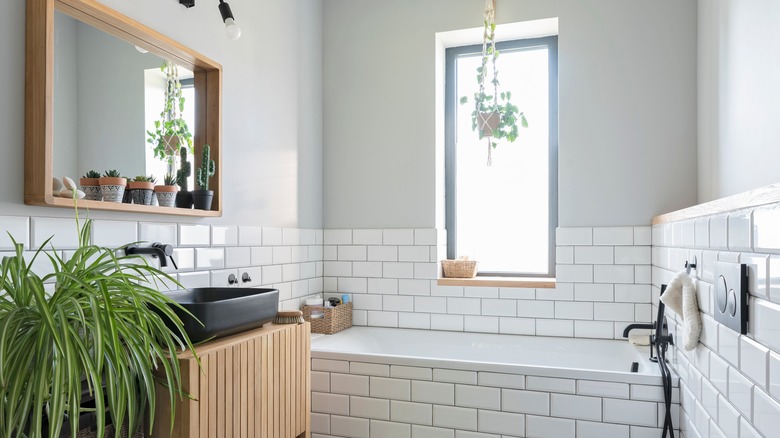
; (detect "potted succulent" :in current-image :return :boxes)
[98,169,126,203]
[128,175,156,205]
[192,144,215,211]
[459,0,528,165]
[175,146,193,209]
[0,212,197,437]
[155,173,179,208]
[79,170,102,201]
[146,60,194,171]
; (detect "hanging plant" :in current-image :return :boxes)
[146,60,194,165]
[459,0,528,165]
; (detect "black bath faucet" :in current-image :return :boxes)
[125,243,178,269]
[622,323,655,338]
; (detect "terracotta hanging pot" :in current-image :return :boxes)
[477,111,500,137]
[163,135,180,157]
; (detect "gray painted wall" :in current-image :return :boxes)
[697,0,780,202]
[0,0,323,228]
[323,0,698,229]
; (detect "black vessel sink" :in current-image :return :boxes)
[164,287,279,342]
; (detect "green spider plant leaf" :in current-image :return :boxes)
[0,212,199,438]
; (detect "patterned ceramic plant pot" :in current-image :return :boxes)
[97,177,127,203]
[154,185,178,208]
[130,189,154,205]
[79,177,102,201]
[128,181,155,205]
[81,186,102,201]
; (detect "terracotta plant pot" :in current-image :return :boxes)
[192,189,213,211]
[175,190,193,209]
[97,177,127,203]
[154,185,179,208]
[127,181,155,205]
[477,111,500,137]
[127,181,155,191]
[163,135,180,156]
[79,177,102,201]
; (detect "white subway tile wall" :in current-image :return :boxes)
[323,227,652,339]
[1,215,323,311]
[311,357,674,438]
[654,202,780,438]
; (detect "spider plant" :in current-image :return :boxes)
[0,210,198,438]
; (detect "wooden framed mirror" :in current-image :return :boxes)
[25,0,222,216]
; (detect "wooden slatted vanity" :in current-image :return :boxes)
[150,322,311,438]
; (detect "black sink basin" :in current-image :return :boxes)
[164,287,279,342]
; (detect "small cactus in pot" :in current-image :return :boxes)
[79,170,102,201]
[154,173,179,208]
[192,144,216,211]
[175,146,194,209]
[98,169,127,203]
[128,175,156,205]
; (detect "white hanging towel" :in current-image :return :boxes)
[659,270,702,351]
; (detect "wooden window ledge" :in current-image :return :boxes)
[437,276,556,289]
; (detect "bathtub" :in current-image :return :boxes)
[310,327,679,437]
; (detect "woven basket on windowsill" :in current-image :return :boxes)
[441,258,478,278]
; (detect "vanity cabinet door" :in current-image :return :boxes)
[150,322,311,438]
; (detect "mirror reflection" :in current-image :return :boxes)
[53,10,196,188]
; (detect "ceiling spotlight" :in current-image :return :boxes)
[218,0,242,40]
[135,45,149,54]
[177,0,241,40]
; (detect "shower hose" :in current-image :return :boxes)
[655,286,675,438]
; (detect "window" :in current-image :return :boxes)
[445,36,558,277]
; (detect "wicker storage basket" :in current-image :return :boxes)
[302,302,353,334]
[441,259,478,278]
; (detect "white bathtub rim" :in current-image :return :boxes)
[311,331,680,387]
[311,350,677,386]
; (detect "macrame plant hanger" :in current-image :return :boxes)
[477,0,498,165]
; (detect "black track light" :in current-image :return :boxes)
[177,0,241,40]
[218,1,242,40]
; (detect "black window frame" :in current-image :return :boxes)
[445,36,559,278]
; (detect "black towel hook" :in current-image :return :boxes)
[685,255,697,275]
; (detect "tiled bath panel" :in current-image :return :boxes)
[0,215,324,310]
[654,203,780,438]
[309,357,678,438]
[324,226,652,339]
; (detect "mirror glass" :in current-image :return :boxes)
[53,10,196,185]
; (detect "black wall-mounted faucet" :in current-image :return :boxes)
[622,323,655,338]
[125,243,178,269]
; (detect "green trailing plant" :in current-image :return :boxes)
[163,173,177,186]
[83,170,101,179]
[459,1,528,165]
[195,145,215,191]
[133,175,157,184]
[103,169,122,178]
[176,146,192,192]
[0,208,198,437]
[146,60,194,165]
